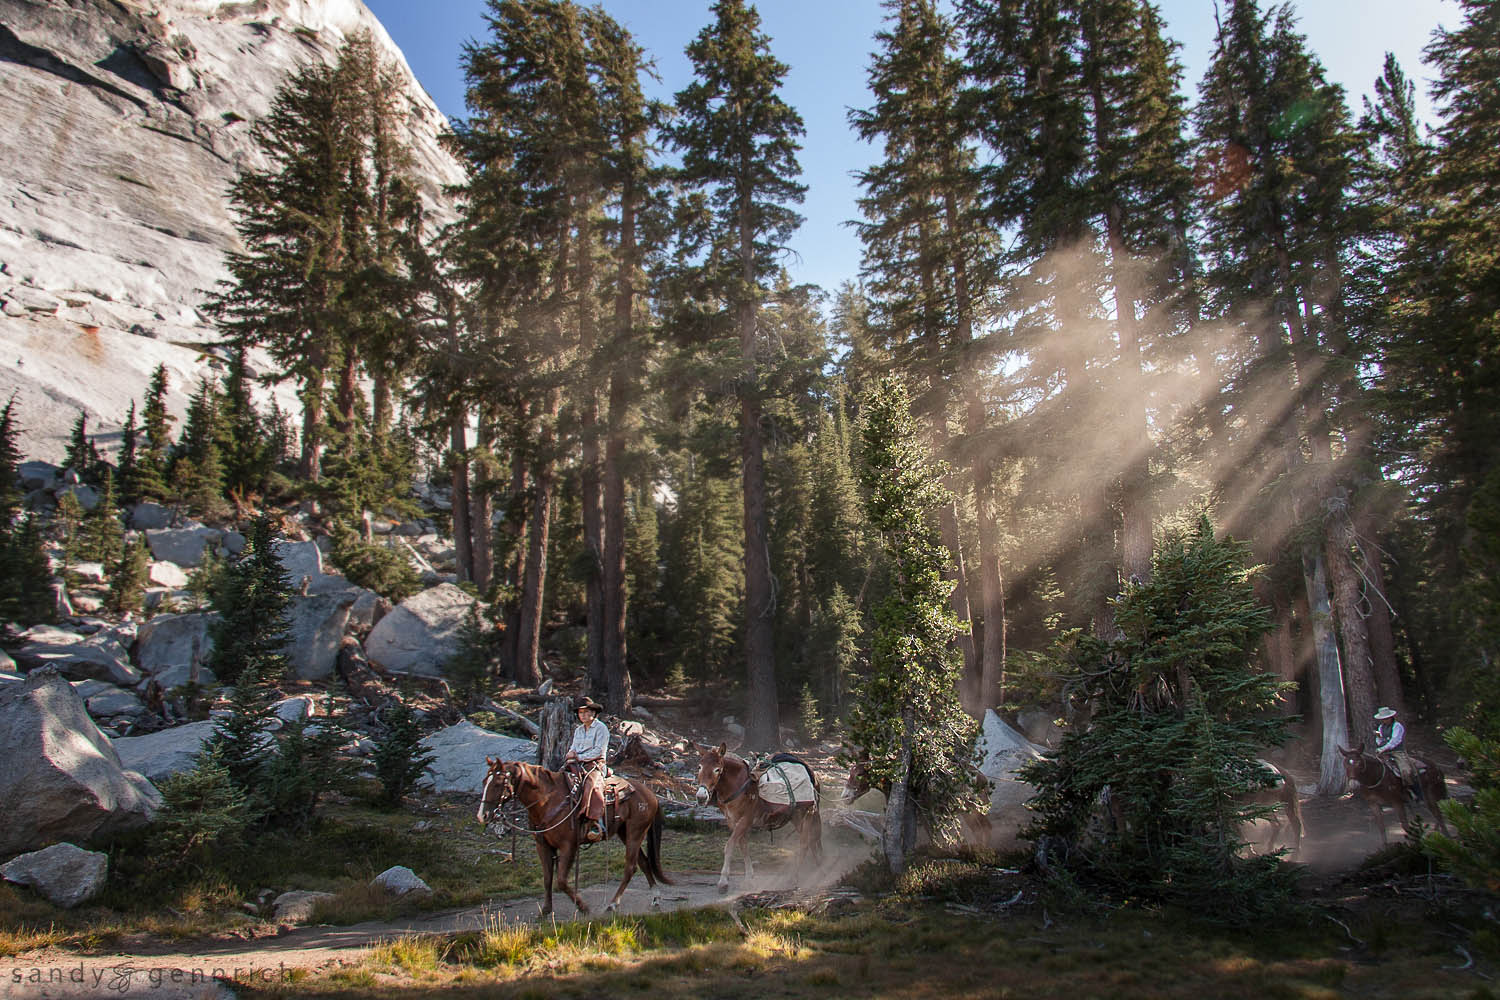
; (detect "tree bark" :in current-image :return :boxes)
[1326,507,1378,746]
[739,184,778,749]
[449,409,473,585]
[299,362,324,482]
[601,170,638,716]
[501,451,528,679]
[471,409,495,593]
[1304,544,1349,796]
[883,703,916,875]
[537,696,572,771]
[577,208,607,706]
[515,391,558,689]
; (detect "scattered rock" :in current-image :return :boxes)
[272,695,315,723]
[148,560,191,589]
[1,842,109,909]
[13,628,141,686]
[371,866,431,898]
[0,672,161,854]
[135,611,216,681]
[18,461,58,491]
[976,709,1045,833]
[84,685,148,721]
[284,592,355,680]
[128,501,172,530]
[70,561,107,584]
[145,524,221,567]
[56,483,100,511]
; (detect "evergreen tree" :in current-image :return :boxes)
[132,364,174,503]
[852,375,977,873]
[207,516,293,685]
[0,397,21,522]
[1021,519,1294,923]
[204,660,279,801]
[668,0,807,747]
[117,402,140,507]
[105,534,150,615]
[372,700,436,807]
[147,747,253,871]
[53,491,86,575]
[0,514,54,625]
[172,377,229,519]
[220,347,269,499]
[63,411,100,483]
[78,468,124,567]
[262,715,354,832]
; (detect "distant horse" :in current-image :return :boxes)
[839,751,995,849]
[695,743,822,894]
[1238,760,1304,857]
[1338,743,1450,844]
[478,758,672,915]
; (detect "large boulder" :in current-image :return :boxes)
[272,889,335,923]
[134,612,216,681]
[0,672,161,853]
[112,720,216,783]
[364,583,478,677]
[144,523,220,567]
[148,560,191,589]
[273,539,346,595]
[975,709,1045,838]
[13,628,141,687]
[371,866,431,898]
[128,501,172,530]
[1,842,109,909]
[416,720,535,794]
[285,592,355,680]
[83,684,148,722]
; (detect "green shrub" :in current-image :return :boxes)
[1424,727,1500,892]
[372,701,435,807]
[147,749,252,871]
[328,521,421,602]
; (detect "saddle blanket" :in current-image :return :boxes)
[757,761,816,805]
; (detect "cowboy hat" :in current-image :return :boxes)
[574,696,604,714]
[1373,706,1397,720]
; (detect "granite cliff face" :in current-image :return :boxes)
[0,0,465,461]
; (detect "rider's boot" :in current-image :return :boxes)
[586,817,607,843]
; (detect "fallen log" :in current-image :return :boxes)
[478,698,541,737]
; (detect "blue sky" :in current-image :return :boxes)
[364,0,1457,298]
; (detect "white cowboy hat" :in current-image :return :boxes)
[1373,706,1397,720]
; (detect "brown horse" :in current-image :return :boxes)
[695,744,822,894]
[1338,743,1450,844]
[839,752,995,848]
[478,757,672,916]
[1238,760,1304,857]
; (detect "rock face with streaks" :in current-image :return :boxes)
[0,0,463,461]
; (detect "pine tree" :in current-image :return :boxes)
[0,397,24,523]
[1021,519,1294,922]
[0,514,55,625]
[372,700,436,807]
[219,346,268,499]
[173,377,229,520]
[668,0,807,747]
[132,364,174,503]
[204,659,278,803]
[105,534,150,615]
[852,375,976,873]
[79,468,124,567]
[207,516,293,685]
[117,401,141,507]
[63,411,100,483]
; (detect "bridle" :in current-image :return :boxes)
[479,762,585,836]
[700,753,755,806]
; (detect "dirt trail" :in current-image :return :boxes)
[2,867,825,1000]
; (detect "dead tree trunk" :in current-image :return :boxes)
[883,704,917,875]
[537,696,573,771]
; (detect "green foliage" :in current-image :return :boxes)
[1424,727,1500,892]
[147,748,253,870]
[0,514,55,625]
[171,377,230,520]
[444,603,497,705]
[104,534,150,615]
[371,700,435,807]
[0,396,22,522]
[327,521,421,602]
[804,584,863,719]
[52,490,86,571]
[852,376,979,858]
[263,715,357,833]
[78,469,124,567]
[797,682,823,742]
[204,660,279,798]
[130,364,173,503]
[1020,519,1296,923]
[63,411,101,483]
[207,516,293,684]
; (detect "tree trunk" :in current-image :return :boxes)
[1355,506,1404,713]
[601,171,638,716]
[883,704,916,875]
[515,392,558,689]
[739,191,778,749]
[1304,544,1349,796]
[974,480,1007,711]
[449,410,473,584]
[1260,585,1298,717]
[501,453,529,679]
[537,696,572,771]
[372,374,391,443]
[299,361,324,482]
[578,209,607,705]
[471,410,495,594]
[1326,508,1378,747]
[336,348,358,444]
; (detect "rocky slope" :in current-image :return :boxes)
[0,0,465,461]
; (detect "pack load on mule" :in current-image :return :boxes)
[695,742,822,894]
[477,695,673,916]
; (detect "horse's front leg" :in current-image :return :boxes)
[555,839,590,916]
[739,812,756,885]
[607,823,641,914]
[717,812,739,895]
[536,838,556,917]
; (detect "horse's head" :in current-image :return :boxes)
[695,742,729,805]
[477,757,516,825]
[841,749,873,804]
[1337,743,1368,781]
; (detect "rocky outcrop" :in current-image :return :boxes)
[0,671,161,854]
[417,720,535,794]
[0,0,463,462]
[134,611,215,684]
[975,709,1044,840]
[364,583,477,677]
[13,626,141,686]
[285,592,355,680]
[1,842,110,909]
[272,889,335,923]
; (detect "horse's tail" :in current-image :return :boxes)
[645,808,674,885]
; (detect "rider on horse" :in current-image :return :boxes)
[1374,706,1420,801]
[565,696,610,842]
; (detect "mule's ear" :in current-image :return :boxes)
[715,742,727,756]
[486,756,497,767]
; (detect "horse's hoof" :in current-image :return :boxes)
[604,902,618,914]
[651,896,662,910]
[717,882,729,896]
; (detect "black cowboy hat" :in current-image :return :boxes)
[574,696,604,714]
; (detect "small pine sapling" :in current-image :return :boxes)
[372,700,435,807]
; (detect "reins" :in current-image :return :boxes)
[487,769,585,837]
